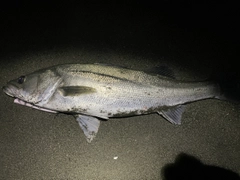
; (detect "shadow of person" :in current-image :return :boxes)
[161,153,240,180]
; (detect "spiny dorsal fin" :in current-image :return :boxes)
[58,86,96,96]
[158,105,186,125]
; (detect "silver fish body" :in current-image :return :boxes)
[3,63,222,142]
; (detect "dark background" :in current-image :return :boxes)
[1,1,239,73]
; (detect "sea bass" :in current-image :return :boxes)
[3,63,224,142]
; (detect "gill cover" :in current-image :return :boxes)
[14,69,62,104]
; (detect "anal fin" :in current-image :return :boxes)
[157,105,186,125]
[75,114,100,143]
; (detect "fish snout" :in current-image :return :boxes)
[2,85,16,97]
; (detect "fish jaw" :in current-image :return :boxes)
[3,85,18,98]
[3,83,57,113]
[13,98,58,113]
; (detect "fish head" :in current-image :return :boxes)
[3,68,62,104]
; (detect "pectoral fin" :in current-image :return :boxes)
[75,114,100,143]
[58,86,96,96]
[158,105,186,125]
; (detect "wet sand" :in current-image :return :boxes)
[0,2,239,179]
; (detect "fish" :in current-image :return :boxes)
[2,63,227,142]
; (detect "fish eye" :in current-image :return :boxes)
[17,76,25,84]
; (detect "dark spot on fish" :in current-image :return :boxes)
[69,107,89,113]
[17,76,25,84]
[112,110,142,117]
[70,69,80,73]
[103,86,112,90]
[100,110,107,113]
[112,106,166,117]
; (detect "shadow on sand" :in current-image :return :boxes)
[161,153,240,180]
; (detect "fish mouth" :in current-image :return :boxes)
[2,85,15,98]
[3,85,57,113]
[3,85,26,104]
[13,98,58,113]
